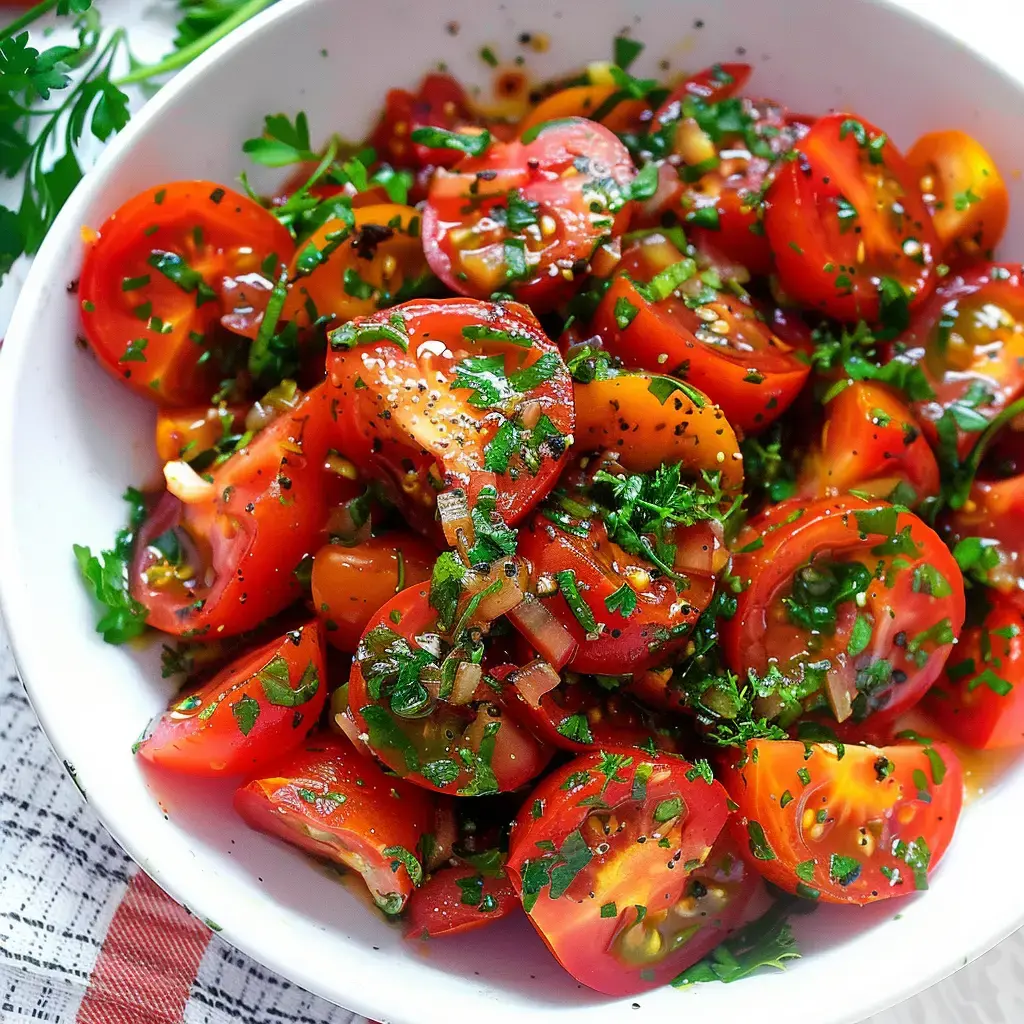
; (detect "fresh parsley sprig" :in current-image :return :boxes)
[0,0,276,278]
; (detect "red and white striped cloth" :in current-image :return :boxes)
[0,639,367,1024]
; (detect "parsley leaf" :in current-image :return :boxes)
[73,488,148,644]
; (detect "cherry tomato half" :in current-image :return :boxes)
[371,73,479,170]
[724,738,963,905]
[926,596,1024,749]
[724,497,965,725]
[906,130,1008,263]
[572,372,743,487]
[765,113,939,322]
[944,474,1024,608]
[796,382,939,507]
[506,748,736,996]
[282,204,431,327]
[79,182,294,406]
[132,384,355,638]
[311,532,437,652]
[137,622,326,776]
[518,454,726,675]
[422,118,635,312]
[593,271,809,433]
[154,403,246,464]
[235,731,437,915]
[348,585,552,795]
[891,263,1024,461]
[326,298,573,533]
[405,861,519,939]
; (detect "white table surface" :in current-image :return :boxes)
[1,1,1023,1021]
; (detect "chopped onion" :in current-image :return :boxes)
[825,674,854,724]
[473,558,527,622]
[511,658,561,707]
[450,661,482,705]
[428,801,457,871]
[507,595,578,670]
[437,488,475,553]
[163,460,217,504]
[245,379,301,433]
[330,685,374,758]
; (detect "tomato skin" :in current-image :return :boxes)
[519,86,649,135]
[421,119,635,312]
[724,497,965,724]
[572,373,743,488]
[154,403,246,463]
[796,382,939,506]
[132,385,357,638]
[235,731,437,914]
[517,505,721,678]
[79,182,294,406]
[723,739,963,905]
[765,114,939,322]
[311,533,436,652]
[405,863,519,939]
[326,298,573,533]
[891,263,1024,461]
[371,73,477,170]
[926,598,1024,749]
[281,204,430,327]
[944,475,1024,607]
[593,275,809,433]
[348,586,553,795]
[906,130,1008,263]
[506,749,736,996]
[137,622,326,776]
[653,63,752,121]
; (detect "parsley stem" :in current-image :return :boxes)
[114,0,276,87]
[0,0,59,42]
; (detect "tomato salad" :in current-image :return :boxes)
[74,41,1022,997]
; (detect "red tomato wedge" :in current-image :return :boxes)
[137,622,326,775]
[944,474,1024,608]
[592,248,809,433]
[79,181,294,406]
[235,731,437,915]
[132,384,355,638]
[796,382,939,507]
[723,738,963,905]
[927,596,1024,749]
[347,585,553,795]
[326,297,573,533]
[506,749,738,996]
[422,118,635,312]
[765,113,939,322]
[906,129,1008,263]
[517,453,727,676]
[405,862,519,939]
[311,533,437,652]
[724,497,965,725]
[890,263,1024,461]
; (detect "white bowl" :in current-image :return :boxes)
[3,0,1024,1020]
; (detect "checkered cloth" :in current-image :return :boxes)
[3,626,1024,1024]
[0,636,366,1024]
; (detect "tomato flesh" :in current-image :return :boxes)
[326,297,573,533]
[405,862,519,939]
[723,739,963,905]
[926,597,1024,749]
[724,497,965,724]
[422,118,635,312]
[506,749,736,996]
[137,622,326,775]
[79,181,294,406]
[235,731,437,914]
[765,113,939,322]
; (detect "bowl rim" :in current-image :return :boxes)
[3,0,1024,1020]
